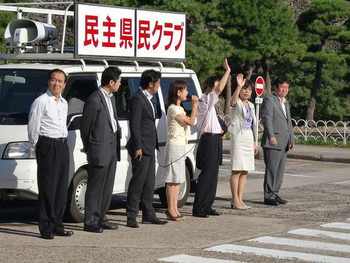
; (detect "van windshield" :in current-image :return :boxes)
[0,69,49,125]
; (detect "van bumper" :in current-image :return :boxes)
[0,159,38,198]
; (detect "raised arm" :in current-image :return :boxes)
[214,58,231,95]
[230,73,246,106]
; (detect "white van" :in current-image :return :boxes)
[0,56,202,222]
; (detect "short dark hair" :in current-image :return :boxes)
[140,69,161,90]
[101,67,122,86]
[203,75,220,93]
[167,80,187,108]
[49,68,67,83]
[274,77,289,88]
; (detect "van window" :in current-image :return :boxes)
[114,77,162,120]
[160,77,198,114]
[64,74,98,117]
[0,69,48,125]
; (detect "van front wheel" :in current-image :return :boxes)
[67,169,87,223]
[158,165,191,208]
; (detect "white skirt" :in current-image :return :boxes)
[231,129,255,171]
[164,143,186,184]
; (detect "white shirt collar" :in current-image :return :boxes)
[277,95,286,104]
[142,88,153,100]
[46,89,64,102]
[100,87,113,98]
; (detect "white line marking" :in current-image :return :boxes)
[288,228,350,241]
[333,180,350,185]
[250,236,350,253]
[321,223,350,230]
[205,244,350,263]
[158,254,241,263]
[250,170,312,178]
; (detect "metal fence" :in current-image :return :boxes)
[292,119,350,145]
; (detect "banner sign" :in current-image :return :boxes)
[75,4,135,58]
[136,10,186,60]
[75,4,186,60]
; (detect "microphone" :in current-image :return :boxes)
[186,95,202,102]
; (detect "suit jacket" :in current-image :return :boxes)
[80,89,121,166]
[261,94,294,151]
[228,98,257,143]
[126,90,158,157]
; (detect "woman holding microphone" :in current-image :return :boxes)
[165,80,198,221]
[229,74,257,210]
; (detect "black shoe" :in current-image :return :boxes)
[264,198,279,206]
[192,212,209,218]
[101,221,118,230]
[55,229,74,236]
[142,217,167,225]
[208,209,221,216]
[126,218,139,228]
[275,195,288,205]
[41,232,54,240]
[84,225,103,233]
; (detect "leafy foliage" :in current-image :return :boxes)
[0,0,349,120]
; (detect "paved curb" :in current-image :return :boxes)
[223,149,350,164]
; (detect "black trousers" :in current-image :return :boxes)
[85,155,117,227]
[193,133,220,214]
[36,136,69,235]
[127,154,156,220]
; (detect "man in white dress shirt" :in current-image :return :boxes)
[192,59,231,218]
[28,69,73,239]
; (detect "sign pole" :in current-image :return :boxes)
[254,76,265,147]
[255,100,260,146]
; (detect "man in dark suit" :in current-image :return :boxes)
[261,78,294,206]
[126,69,167,228]
[80,67,122,233]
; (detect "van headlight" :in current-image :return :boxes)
[2,142,36,159]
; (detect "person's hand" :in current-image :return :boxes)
[224,58,231,73]
[134,149,143,160]
[191,95,199,107]
[269,136,278,145]
[236,73,246,88]
[288,143,294,150]
[254,144,259,155]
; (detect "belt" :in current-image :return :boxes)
[39,135,67,143]
[201,133,221,136]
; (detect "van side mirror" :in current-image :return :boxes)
[67,114,82,131]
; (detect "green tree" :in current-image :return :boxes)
[297,0,350,120]
[218,0,305,93]
[0,12,14,52]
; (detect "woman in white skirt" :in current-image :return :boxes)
[165,80,198,221]
[228,74,257,210]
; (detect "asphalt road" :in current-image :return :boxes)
[0,158,350,263]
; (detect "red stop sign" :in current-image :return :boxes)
[255,76,265,97]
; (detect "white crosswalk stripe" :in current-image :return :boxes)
[159,220,350,263]
[250,235,350,253]
[205,244,350,263]
[158,254,242,263]
[288,228,350,241]
[321,222,350,230]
